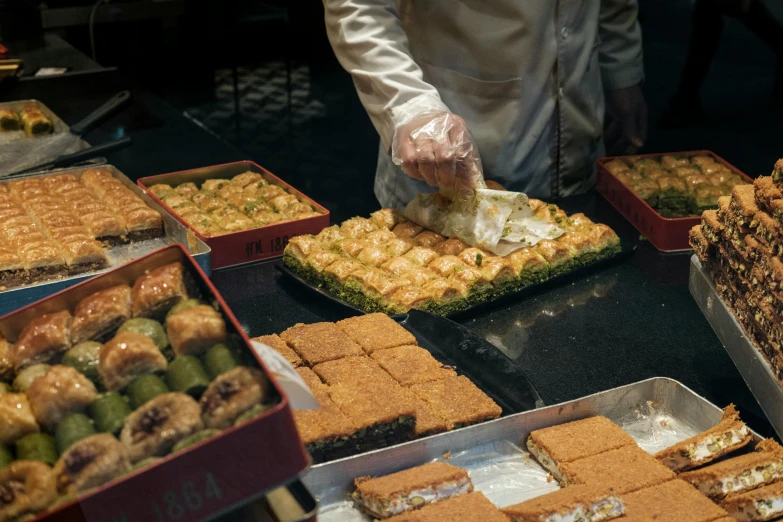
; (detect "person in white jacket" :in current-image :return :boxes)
[324,1,647,207]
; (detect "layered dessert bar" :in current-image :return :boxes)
[621,479,728,522]
[410,375,501,430]
[655,404,752,472]
[384,491,509,522]
[502,484,624,522]
[526,416,636,482]
[721,480,783,521]
[352,462,472,519]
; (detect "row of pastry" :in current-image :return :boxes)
[147,170,320,237]
[348,406,778,522]
[0,169,163,290]
[0,262,271,522]
[283,202,620,315]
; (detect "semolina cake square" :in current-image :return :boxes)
[720,481,783,521]
[312,356,396,386]
[560,445,676,494]
[293,367,358,462]
[371,345,457,386]
[384,491,508,522]
[251,333,302,367]
[410,375,501,430]
[526,416,637,482]
[336,313,417,354]
[621,479,728,522]
[398,387,449,437]
[329,381,416,450]
[280,322,364,364]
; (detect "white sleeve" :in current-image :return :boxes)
[324,0,450,150]
[598,0,645,90]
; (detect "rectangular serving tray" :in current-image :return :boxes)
[0,164,212,316]
[137,161,330,269]
[0,244,310,522]
[304,377,759,520]
[596,150,753,252]
[689,255,783,439]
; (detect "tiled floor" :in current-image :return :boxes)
[177,0,783,222]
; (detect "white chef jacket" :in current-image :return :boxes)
[324,0,644,207]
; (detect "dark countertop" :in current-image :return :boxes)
[0,68,773,441]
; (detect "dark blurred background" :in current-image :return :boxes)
[1,0,781,218]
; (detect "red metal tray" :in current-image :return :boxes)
[137,161,330,269]
[596,150,753,252]
[0,244,310,522]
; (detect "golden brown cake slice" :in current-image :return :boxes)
[71,284,133,343]
[410,375,501,430]
[655,404,752,472]
[281,322,364,365]
[371,345,456,386]
[560,445,676,494]
[526,416,636,482]
[352,462,472,519]
[12,310,72,371]
[336,313,417,354]
[621,479,728,522]
[312,356,396,386]
[251,333,302,367]
[502,484,624,522]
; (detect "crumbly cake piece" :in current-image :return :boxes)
[329,381,416,451]
[280,322,364,365]
[371,345,456,386]
[690,226,712,263]
[655,404,752,472]
[720,480,783,521]
[772,159,783,183]
[621,479,728,522]
[352,462,472,519]
[701,210,724,244]
[729,185,758,228]
[293,391,357,463]
[251,333,302,367]
[560,445,676,494]
[397,387,449,437]
[680,439,783,499]
[312,356,396,386]
[383,491,508,522]
[754,176,783,210]
[502,484,624,522]
[410,376,501,430]
[527,416,637,482]
[335,313,417,354]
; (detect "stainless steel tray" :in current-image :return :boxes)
[304,377,758,520]
[0,165,211,316]
[690,254,783,439]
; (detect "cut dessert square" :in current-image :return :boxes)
[720,480,783,521]
[352,462,472,519]
[251,333,302,367]
[336,313,417,354]
[410,375,501,430]
[384,491,508,522]
[621,479,728,522]
[534,240,574,276]
[71,284,132,343]
[526,416,636,482]
[655,404,752,472]
[560,445,676,494]
[690,226,712,263]
[280,322,364,365]
[772,159,783,184]
[329,381,416,451]
[730,184,758,229]
[502,484,624,522]
[397,387,448,437]
[506,248,550,285]
[680,439,783,499]
[293,393,357,463]
[434,238,469,256]
[371,345,456,386]
[312,356,396,386]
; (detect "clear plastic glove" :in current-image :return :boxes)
[391,110,485,200]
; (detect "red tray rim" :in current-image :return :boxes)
[136,161,330,244]
[596,149,754,222]
[0,243,310,520]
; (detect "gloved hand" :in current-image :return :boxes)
[392,110,485,200]
[604,84,648,156]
